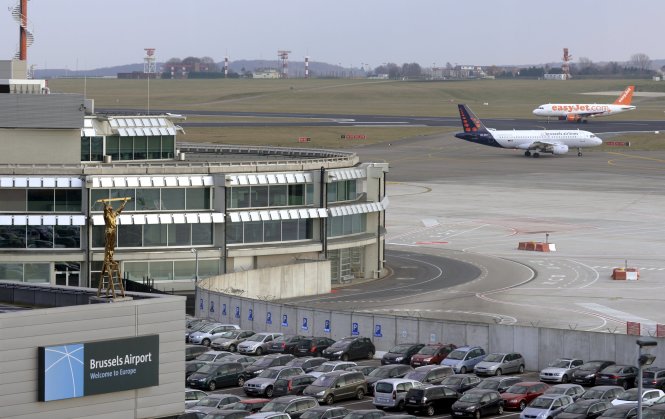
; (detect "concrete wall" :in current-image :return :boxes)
[202,260,331,300]
[0,128,81,164]
[197,287,665,369]
[0,292,186,419]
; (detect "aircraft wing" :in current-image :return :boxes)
[524,140,561,152]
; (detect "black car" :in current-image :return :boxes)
[405,384,460,416]
[475,376,522,393]
[259,395,319,419]
[187,344,210,361]
[187,362,247,391]
[296,337,336,357]
[558,399,613,419]
[580,385,624,401]
[598,405,642,419]
[273,374,317,396]
[322,336,375,361]
[366,364,414,395]
[186,360,208,380]
[404,365,455,385]
[451,389,504,418]
[244,354,295,379]
[572,361,616,386]
[441,374,482,393]
[225,399,271,414]
[644,367,665,391]
[286,357,328,373]
[341,409,386,419]
[381,343,426,365]
[299,406,350,419]
[349,365,378,376]
[645,404,665,419]
[268,335,308,355]
[595,365,639,389]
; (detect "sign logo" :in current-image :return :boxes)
[352,322,359,335]
[281,314,288,327]
[248,308,254,321]
[266,311,272,325]
[302,317,309,331]
[235,306,240,319]
[374,324,382,337]
[324,319,331,333]
[222,303,227,316]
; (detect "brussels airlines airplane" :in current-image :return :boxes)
[455,104,602,157]
[532,86,635,123]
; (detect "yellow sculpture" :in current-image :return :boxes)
[96,197,131,298]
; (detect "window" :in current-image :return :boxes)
[251,186,269,207]
[136,189,160,210]
[106,136,120,160]
[0,189,25,211]
[162,188,185,210]
[27,189,53,211]
[269,185,287,206]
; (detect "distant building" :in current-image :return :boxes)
[117,71,159,80]
[544,73,567,80]
[252,68,280,79]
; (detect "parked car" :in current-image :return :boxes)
[645,404,665,419]
[545,384,587,401]
[541,359,585,384]
[451,389,504,418]
[191,324,242,346]
[598,405,642,419]
[381,343,426,365]
[365,364,414,394]
[273,374,317,397]
[218,354,257,369]
[286,357,328,373]
[373,378,423,411]
[596,365,640,390]
[268,335,308,355]
[239,333,284,356]
[644,367,665,391]
[441,346,487,374]
[501,381,550,411]
[476,376,523,393]
[341,410,386,419]
[197,350,234,364]
[246,413,291,419]
[322,336,375,361]
[309,361,357,378]
[299,406,350,419]
[224,399,271,414]
[519,394,574,419]
[186,320,216,341]
[296,337,336,358]
[259,395,319,419]
[244,366,306,397]
[350,365,378,377]
[572,361,616,386]
[611,388,665,406]
[440,374,482,393]
[192,394,242,410]
[187,360,209,381]
[303,370,368,404]
[410,343,457,367]
[405,384,460,416]
[244,354,296,379]
[185,388,208,409]
[200,411,251,419]
[187,344,211,361]
[211,330,256,352]
[580,386,625,401]
[187,362,248,391]
[404,365,454,385]
[558,399,613,419]
[473,352,525,376]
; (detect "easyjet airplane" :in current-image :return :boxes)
[455,104,602,157]
[532,86,635,123]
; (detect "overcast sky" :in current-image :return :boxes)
[0,0,661,70]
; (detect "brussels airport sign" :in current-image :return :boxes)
[38,335,159,402]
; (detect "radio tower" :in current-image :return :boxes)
[305,56,310,79]
[11,0,34,61]
[278,50,291,78]
[144,48,157,75]
[562,48,572,80]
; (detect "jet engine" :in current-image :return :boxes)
[552,144,569,155]
[565,114,581,122]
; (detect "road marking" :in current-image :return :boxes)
[576,303,656,324]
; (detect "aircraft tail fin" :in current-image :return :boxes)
[458,104,488,133]
[613,86,634,105]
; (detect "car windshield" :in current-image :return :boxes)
[580,362,604,370]
[368,368,393,378]
[603,407,636,418]
[582,390,604,399]
[328,341,350,350]
[197,354,218,362]
[550,360,572,368]
[484,354,505,363]
[442,376,463,385]
[258,369,280,379]
[187,363,203,372]
[418,346,440,355]
[447,350,466,360]
[262,401,289,412]
[197,397,222,407]
[617,390,638,401]
[477,380,499,390]
[312,375,336,386]
[506,385,529,394]
[390,344,413,354]
[345,413,371,419]
[459,393,482,403]
[314,364,337,373]
[530,398,554,409]
[247,334,268,343]
[252,358,275,368]
[603,366,623,374]
[405,371,427,381]
[547,387,566,395]
[199,324,221,333]
[230,401,254,410]
[565,404,591,413]
[218,331,240,339]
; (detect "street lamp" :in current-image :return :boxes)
[637,338,657,419]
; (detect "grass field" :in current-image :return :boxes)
[49,78,665,149]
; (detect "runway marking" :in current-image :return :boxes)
[576,303,656,324]
[607,152,665,164]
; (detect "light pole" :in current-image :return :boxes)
[191,248,199,314]
[637,338,657,419]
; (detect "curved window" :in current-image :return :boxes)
[91,224,213,248]
[226,219,313,244]
[327,214,366,237]
[227,184,313,209]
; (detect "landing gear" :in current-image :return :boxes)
[524,151,531,157]
[577,148,582,157]
[533,152,540,158]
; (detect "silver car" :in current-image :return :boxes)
[238,332,283,356]
[520,394,574,419]
[189,323,241,346]
[243,366,305,397]
[540,358,584,384]
[474,352,525,376]
[211,329,256,352]
[373,378,423,410]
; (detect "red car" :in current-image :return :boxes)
[410,343,457,367]
[501,381,549,411]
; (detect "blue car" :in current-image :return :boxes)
[440,346,486,374]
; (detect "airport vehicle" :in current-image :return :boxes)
[545,384,586,401]
[185,388,208,408]
[187,362,248,391]
[440,374,483,393]
[238,333,284,356]
[519,394,574,419]
[273,374,317,396]
[286,357,328,373]
[541,359,585,384]
[299,406,350,419]
[643,367,665,390]
[309,361,357,378]
[404,384,460,416]
[302,370,367,404]
[572,361,616,386]
[366,364,414,394]
[579,385,624,401]
[611,388,665,406]
[473,352,525,376]
[381,343,425,365]
[595,365,639,389]
[322,336,375,361]
[502,381,550,411]
[441,346,487,374]
[404,365,454,385]
[373,378,423,411]
[243,366,306,397]
[557,399,613,419]
[532,86,636,123]
[451,389,504,418]
[455,104,603,157]
[296,337,336,358]
[211,330,256,352]
[268,335,309,355]
[259,395,319,419]
[410,343,457,367]
[476,376,523,393]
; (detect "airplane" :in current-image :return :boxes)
[454,104,602,157]
[532,85,635,123]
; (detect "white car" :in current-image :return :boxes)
[540,358,585,383]
[611,388,665,406]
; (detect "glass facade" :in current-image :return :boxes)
[0,226,80,249]
[327,180,358,203]
[0,189,82,212]
[227,219,313,244]
[91,224,213,249]
[81,135,175,162]
[90,188,211,212]
[123,259,220,282]
[0,262,50,283]
[228,184,314,209]
[329,247,364,284]
[327,214,367,237]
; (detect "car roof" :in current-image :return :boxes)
[536,394,570,400]
[271,395,315,402]
[321,370,359,377]
[574,399,606,406]
[376,378,419,384]
[551,384,583,389]
[465,389,499,394]
[482,375,520,382]
[590,386,624,390]
[415,365,450,371]
[239,399,271,403]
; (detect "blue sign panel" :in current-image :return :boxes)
[352,322,359,336]
[302,317,309,331]
[266,312,272,325]
[324,319,331,333]
[248,308,254,321]
[222,304,227,316]
[235,306,240,319]
[374,324,382,337]
[209,301,215,313]
[281,314,288,327]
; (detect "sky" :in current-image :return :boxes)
[0,0,663,71]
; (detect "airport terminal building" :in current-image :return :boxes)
[0,63,388,293]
